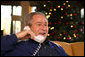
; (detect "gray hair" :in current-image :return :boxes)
[24,12,46,26]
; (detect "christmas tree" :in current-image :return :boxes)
[36,1,84,43]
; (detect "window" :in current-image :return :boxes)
[81,8,84,18]
[13,21,21,34]
[13,6,22,16]
[1,5,11,35]
[31,6,37,12]
[13,6,22,33]
[1,5,22,35]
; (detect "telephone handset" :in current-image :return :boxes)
[24,26,45,43]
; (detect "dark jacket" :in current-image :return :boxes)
[1,34,68,56]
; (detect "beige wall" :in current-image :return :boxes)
[20,1,32,31]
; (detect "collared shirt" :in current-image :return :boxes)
[1,34,68,56]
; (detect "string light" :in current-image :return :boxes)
[49,12,51,15]
[71,25,73,28]
[52,27,54,29]
[46,15,50,19]
[69,37,72,39]
[44,4,46,7]
[45,12,48,15]
[63,37,66,40]
[50,27,54,30]
[68,5,70,7]
[68,35,71,39]
[58,6,60,8]
[63,3,66,5]
[60,34,62,36]
[61,16,63,19]
[73,33,76,38]
[66,1,69,3]
[54,9,56,11]
[50,9,52,11]
[70,13,72,16]
[61,8,63,10]
[47,34,50,36]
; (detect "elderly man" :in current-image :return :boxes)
[1,12,68,56]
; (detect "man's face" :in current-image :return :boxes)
[30,14,48,38]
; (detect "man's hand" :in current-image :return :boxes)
[15,26,35,40]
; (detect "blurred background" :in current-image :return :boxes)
[1,1,84,43]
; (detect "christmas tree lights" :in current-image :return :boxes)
[36,1,84,43]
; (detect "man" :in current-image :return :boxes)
[1,12,68,56]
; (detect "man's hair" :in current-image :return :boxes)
[24,12,47,26]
